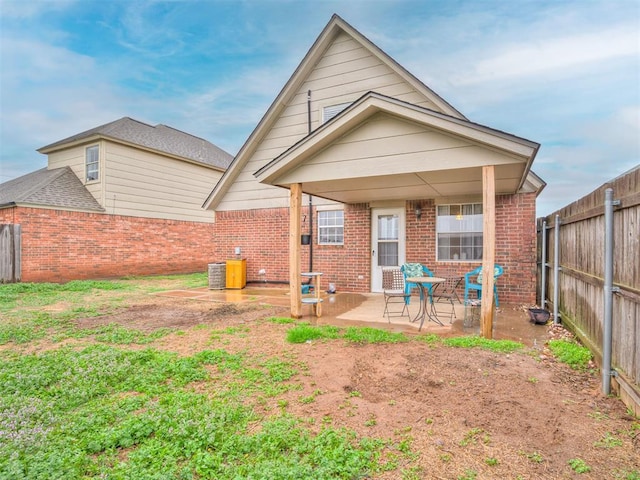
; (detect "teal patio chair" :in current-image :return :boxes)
[401,263,435,305]
[464,265,504,307]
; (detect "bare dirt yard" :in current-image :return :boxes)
[67,293,639,480]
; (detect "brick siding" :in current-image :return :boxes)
[212,193,537,304]
[2,192,537,304]
[405,194,537,305]
[1,206,216,283]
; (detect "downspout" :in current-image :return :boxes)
[307,89,313,274]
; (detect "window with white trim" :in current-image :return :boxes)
[318,209,344,245]
[436,203,483,261]
[85,145,99,182]
[322,102,352,123]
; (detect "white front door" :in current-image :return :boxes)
[371,207,406,292]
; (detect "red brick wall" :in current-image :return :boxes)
[212,204,371,291]
[213,207,292,282]
[404,194,537,305]
[2,206,216,283]
[213,193,537,304]
[3,192,537,303]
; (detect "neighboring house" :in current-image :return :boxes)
[204,14,545,306]
[0,117,233,282]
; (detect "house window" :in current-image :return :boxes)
[318,209,344,245]
[85,145,99,182]
[322,102,352,123]
[436,203,483,261]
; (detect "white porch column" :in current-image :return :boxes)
[290,183,302,318]
[481,165,496,338]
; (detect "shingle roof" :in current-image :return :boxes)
[38,117,233,170]
[0,167,104,212]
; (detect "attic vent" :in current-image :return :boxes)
[322,102,352,123]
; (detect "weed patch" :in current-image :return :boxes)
[0,345,395,479]
[343,327,408,344]
[286,324,341,343]
[548,339,592,370]
[443,335,523,353]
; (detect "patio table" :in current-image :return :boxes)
[405,276,446,330]
[301,272,323,317]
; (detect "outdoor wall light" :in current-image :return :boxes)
[415,207,422,220]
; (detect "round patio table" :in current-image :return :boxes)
[405,276,446,330]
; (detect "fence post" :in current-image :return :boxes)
[602,188,620,394]
[541,220,547,309]
[553,215,561,324]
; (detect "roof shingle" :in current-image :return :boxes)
[0,167,104,212]
[39,117,233,170]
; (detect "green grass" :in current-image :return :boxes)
[0,278,427,478]
[0,280,130,312]
[548,339,592,370]
[594,431,623,449]
[0,345,395,479]
[442,335,523,353]
[286,324,342,343]
[286,324,410,345]
[266,316,297,324]
[343,327,408,344]
[568,458,591,473]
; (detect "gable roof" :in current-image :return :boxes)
[0,167,104,212]
[38,117,233,171]
[254,91,540,203]
[203,14,464,210]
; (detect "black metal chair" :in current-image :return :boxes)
[382,267,410,322]
[432,276,463,323]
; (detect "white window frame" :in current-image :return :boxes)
[436,203,483,261]
[317,208,344,245]
[85,145,99,182]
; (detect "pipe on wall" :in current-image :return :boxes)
[307,90,313,274]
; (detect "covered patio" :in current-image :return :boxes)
[253,92,541,338]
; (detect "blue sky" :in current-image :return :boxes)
[1,0,638,216]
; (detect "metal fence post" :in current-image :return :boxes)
[541,220,547,309]
[553,215,561,324]
[602,188,620,394]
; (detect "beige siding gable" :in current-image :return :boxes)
[215,31,442,212]
[103,142,220,222]
[275,113,524,185]
[47,140,220,222]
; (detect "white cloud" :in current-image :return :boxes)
[1,0,638,218]
[0,0,77,19]
[451,25,640,86]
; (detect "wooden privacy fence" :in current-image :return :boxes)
[537,167,639,404]
[0,224,21,283]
